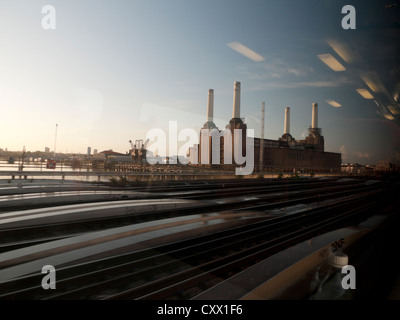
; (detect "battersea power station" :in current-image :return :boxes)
[188,81,341,174]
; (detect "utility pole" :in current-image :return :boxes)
[19,146,26,172]
[54,123,58,158]
[260,102,265,172]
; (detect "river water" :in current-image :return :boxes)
[0,160,109,182]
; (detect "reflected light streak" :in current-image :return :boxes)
[387,105,400,115]
[356,89,374,99]
[361,74,386,93]
[326,39,356,64]
[317,54,346,71]
[227,42,265,62]
[326,100,342,107]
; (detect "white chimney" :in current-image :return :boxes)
[284,107,290,134]
[206,89,214,122]
[232,81,241,118]
[312,103,318,129]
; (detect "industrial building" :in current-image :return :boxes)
[189,81,341,173]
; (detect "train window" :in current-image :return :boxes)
[0,0,399,308]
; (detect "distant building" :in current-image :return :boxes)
[93,152,106,160]
[190,82,341,173]
[87,147,91,156]
[100,149,125,157]
[189,144,199,164]
[376,161,399,173]
[45,147,50,153]
[94,149,98,155]
[99,149,130,162]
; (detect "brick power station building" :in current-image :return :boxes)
[189,82,341,174]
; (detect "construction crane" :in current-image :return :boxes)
[129,140,135,150]
[129,138,150,160]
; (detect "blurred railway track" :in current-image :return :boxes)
[0,179,380,253]
[0,176,397,300]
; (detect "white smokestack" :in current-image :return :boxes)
[284,107,290,134]
[233,81,241,118]
[312,103,318,128]
[206,89,214,122]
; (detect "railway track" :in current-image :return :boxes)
[0,179,381,253]
[0,177,337,194]
[0,176,397,300]
[0,185,394,300]
[0,177,360,211]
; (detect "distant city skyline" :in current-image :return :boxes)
[1,0,399,165]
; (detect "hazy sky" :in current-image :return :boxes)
[0,0,399,164]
